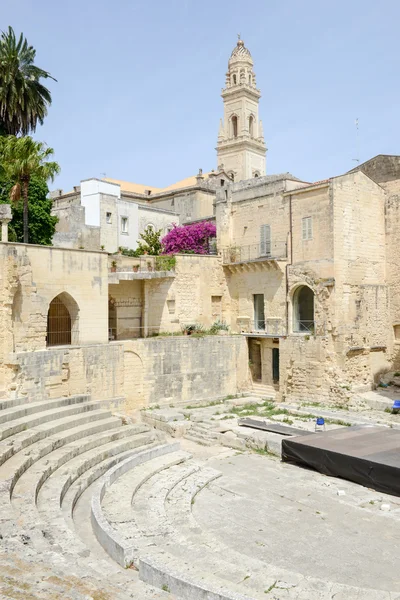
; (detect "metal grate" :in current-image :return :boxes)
[47,296,71,346]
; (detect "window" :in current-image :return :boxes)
[220,179,225,187]
[232,115,238,138]
[302,216,312,240]
[233,74,237,85]
[106,212,112,224]
[248,74,252,84]
[254,294,265,331]
[260,224,271,256]
[394,325,400,341]
[121,216,128,234]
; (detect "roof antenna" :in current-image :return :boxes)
[352,118,359,164]
[100,172,107,178]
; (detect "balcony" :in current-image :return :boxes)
[108,255,176,282]
[222,242,287,266]
[237,317,287,337]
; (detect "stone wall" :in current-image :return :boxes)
[0,242,109,392]
[6,336,249,409]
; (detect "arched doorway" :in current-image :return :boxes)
[47,293,79,346]
[293,285,315,333]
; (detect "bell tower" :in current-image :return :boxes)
[216,37,266,182]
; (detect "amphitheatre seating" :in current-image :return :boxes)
[0,393,171,598]
[0,393,393,599]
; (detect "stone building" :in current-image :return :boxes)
[0,38,399,410]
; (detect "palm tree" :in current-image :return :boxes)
[0,136,60,242]
[0,26,56,136]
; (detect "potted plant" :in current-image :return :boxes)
[111,260,117,272]
[147,261,153,272]
[100,244,105,251]
[133,264,139,272]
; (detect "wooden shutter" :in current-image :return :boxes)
[307,217,312,239]
[260,224,271,256]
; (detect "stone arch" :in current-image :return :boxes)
[290,284,315,333]
[47,292,79,346]
[123,350,144,409]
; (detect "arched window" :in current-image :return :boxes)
[293,286,315,333]
[232,74,237,85]
[228,172,235,182]
[248,74,252,85]
[47,293,79,346]
[254,172,259,178]
[232,115,238,138]
[249,115,254,137]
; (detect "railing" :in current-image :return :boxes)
[109,255,176,274]
[293,320,315,334]
[222,242,287,264]
[237,318,287,336]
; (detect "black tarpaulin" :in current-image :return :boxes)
[282,425,400,497]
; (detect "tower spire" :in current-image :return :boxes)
[216,38,266,182]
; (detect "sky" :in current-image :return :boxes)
[1,0,400,191]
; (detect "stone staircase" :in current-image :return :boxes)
[183,420,221,446]
[249,382,276,399]
[0,393,171,599]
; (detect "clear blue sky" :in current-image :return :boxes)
[2,0,400,191]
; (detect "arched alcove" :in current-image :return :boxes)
[231,115,238,138]
[47,292,79,346]
[292,285,315,333]
[249,115,254,137]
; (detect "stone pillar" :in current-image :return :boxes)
[1,219,11,242]
[0,205,12,243]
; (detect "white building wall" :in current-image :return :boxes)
[117,200,139,249]
[81,179,120,226]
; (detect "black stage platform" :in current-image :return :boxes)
[282,425,400,497]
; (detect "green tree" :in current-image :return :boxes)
[0,26,56,136]
[0,136,60,242]
[0,175,58,245]
[136,226,162,255]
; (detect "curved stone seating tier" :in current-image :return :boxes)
[92,446,393,600]
[0,395,170,599]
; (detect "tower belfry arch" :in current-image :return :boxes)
[216,38,267,182]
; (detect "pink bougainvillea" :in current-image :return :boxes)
[161,221,216,255]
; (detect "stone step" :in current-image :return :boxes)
[101,450,192,526]
[0,399,111,442]
[90,444,184,567]
[0,395,43,411]
[11,427,154,532]
[0,394,90,425]
[183,433,215,446]
[0,415,123,510]
[37,443,161,568]
[0,408,115,468]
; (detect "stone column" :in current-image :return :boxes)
[0,206,12,243]
[1,219,11,242]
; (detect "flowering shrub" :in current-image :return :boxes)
[161,221,216,255]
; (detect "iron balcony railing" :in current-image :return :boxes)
[240,319,287,336]
[222,242,287,264]
[293,320,315,334]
